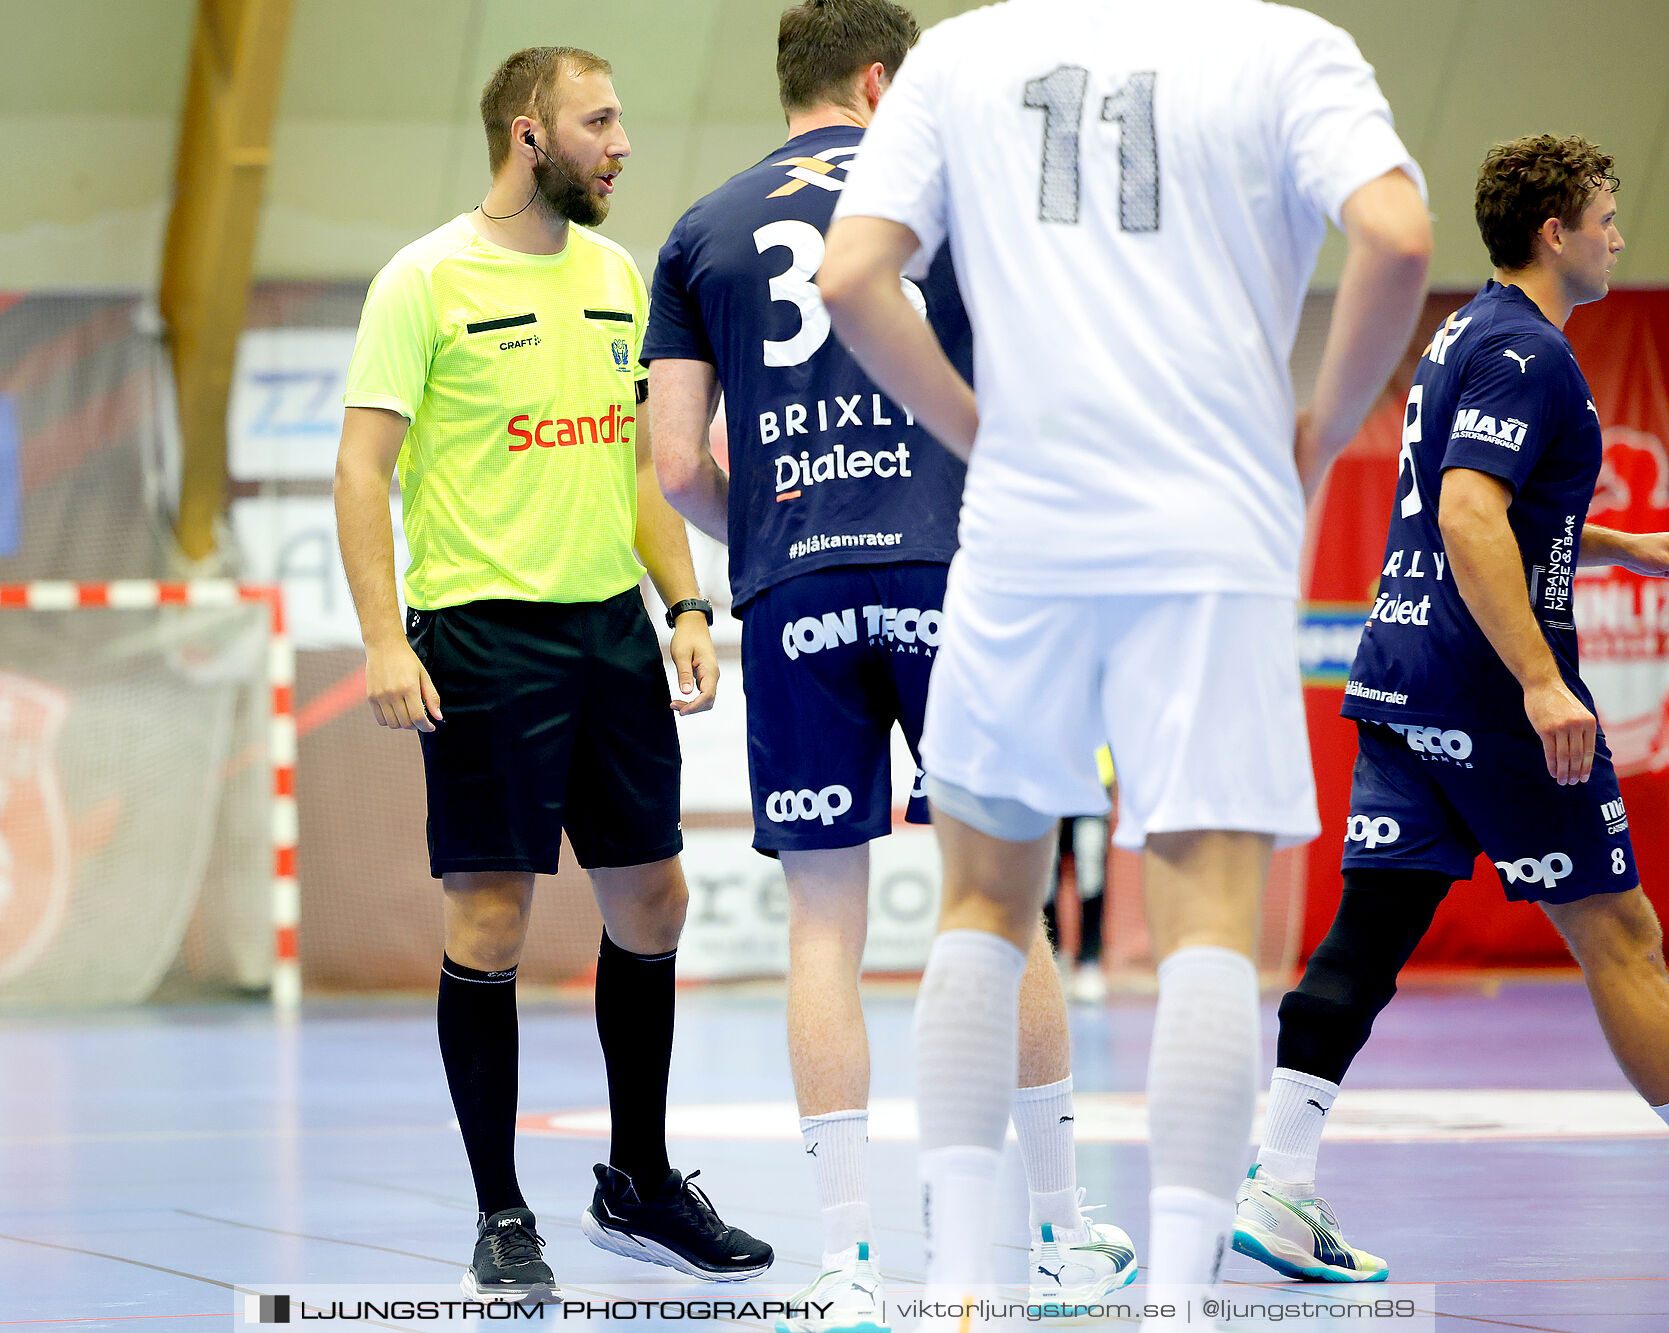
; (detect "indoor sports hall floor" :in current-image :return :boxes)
[2,979,1664,1332]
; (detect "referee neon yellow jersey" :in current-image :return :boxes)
[344,214,651,609]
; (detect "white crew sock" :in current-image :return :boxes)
[914,928,1027,1286]
[800,1108,871,1258]
[1012,1075,1084,1231]
[1256,1068,1339,1192]
[1654,1102,1669,1128]
[1145,946,1259,1292]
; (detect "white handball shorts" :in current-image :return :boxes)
[921,562,1320,851]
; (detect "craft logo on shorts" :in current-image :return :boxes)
[1495,852,1574,889]
[0,672,73,982]
[1346,814,1401,849]
[766,785,854,826]
[1385,723,1474,764]
[611,337,630,371]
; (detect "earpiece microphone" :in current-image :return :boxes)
[522,130,592,192]
[480,129,597,222]
[481,131,561,222]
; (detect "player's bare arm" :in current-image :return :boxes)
[1578,523,1669,576]
[819,214,978,460]
[335,404,443,733]
[649,358,729,543]
[631,399,719,714]
[1439,466,1594,785]
[1301,169,1433,498]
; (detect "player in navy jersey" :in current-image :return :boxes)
[1235,135,1669,1284]
[646,3,1134,1323]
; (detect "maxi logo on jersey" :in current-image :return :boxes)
[1451,408,1530,452]
[781,605,944,660]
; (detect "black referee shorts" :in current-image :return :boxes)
[405,591,683,878]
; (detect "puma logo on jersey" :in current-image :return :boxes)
[1503,349,1535,373]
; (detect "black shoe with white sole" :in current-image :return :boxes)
[461,1207,561,1302]
[581,1163,773,1281]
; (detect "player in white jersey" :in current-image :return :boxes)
[819,1,1432,1323]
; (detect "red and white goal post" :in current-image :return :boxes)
[0,580,298,1009]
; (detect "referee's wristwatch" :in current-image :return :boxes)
[665,597,714,628]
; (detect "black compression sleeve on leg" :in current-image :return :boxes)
[595,932,676,1186]
[438,955,526,1217]
[1079,891,1104,964]
[1276,869,1451,1084]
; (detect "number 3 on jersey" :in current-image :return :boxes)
[753,219,926,368]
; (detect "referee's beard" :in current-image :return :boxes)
[534,148,611,227]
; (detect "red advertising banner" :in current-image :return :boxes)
[1301,290,1669,966]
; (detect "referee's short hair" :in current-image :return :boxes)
[481,46,613,172]
[777,0,919,116]
[1475,134,1620,272]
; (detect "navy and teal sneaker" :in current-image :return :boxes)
[1233,1164,1388,1282]
[1028,1194,1139,1319]
[775,1240,889,1333]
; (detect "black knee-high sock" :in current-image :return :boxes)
[438,955,526,1217]
[595,933,676,1186]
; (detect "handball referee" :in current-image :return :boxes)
[334,45,770,1300]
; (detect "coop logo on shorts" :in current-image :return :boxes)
[1386,723,1474,763]
[766,785,854,826]
[1495,852,1574,889]
[1601,798,1629,834]
[1346,814,1401,849]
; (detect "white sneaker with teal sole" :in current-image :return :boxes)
[1027,1196,1139,1320]
[1233,1165,1388,1282]
[774,1241,889,1333]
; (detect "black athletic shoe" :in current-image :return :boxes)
[580,1163,773,1281]
[461,1207,561,1302]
